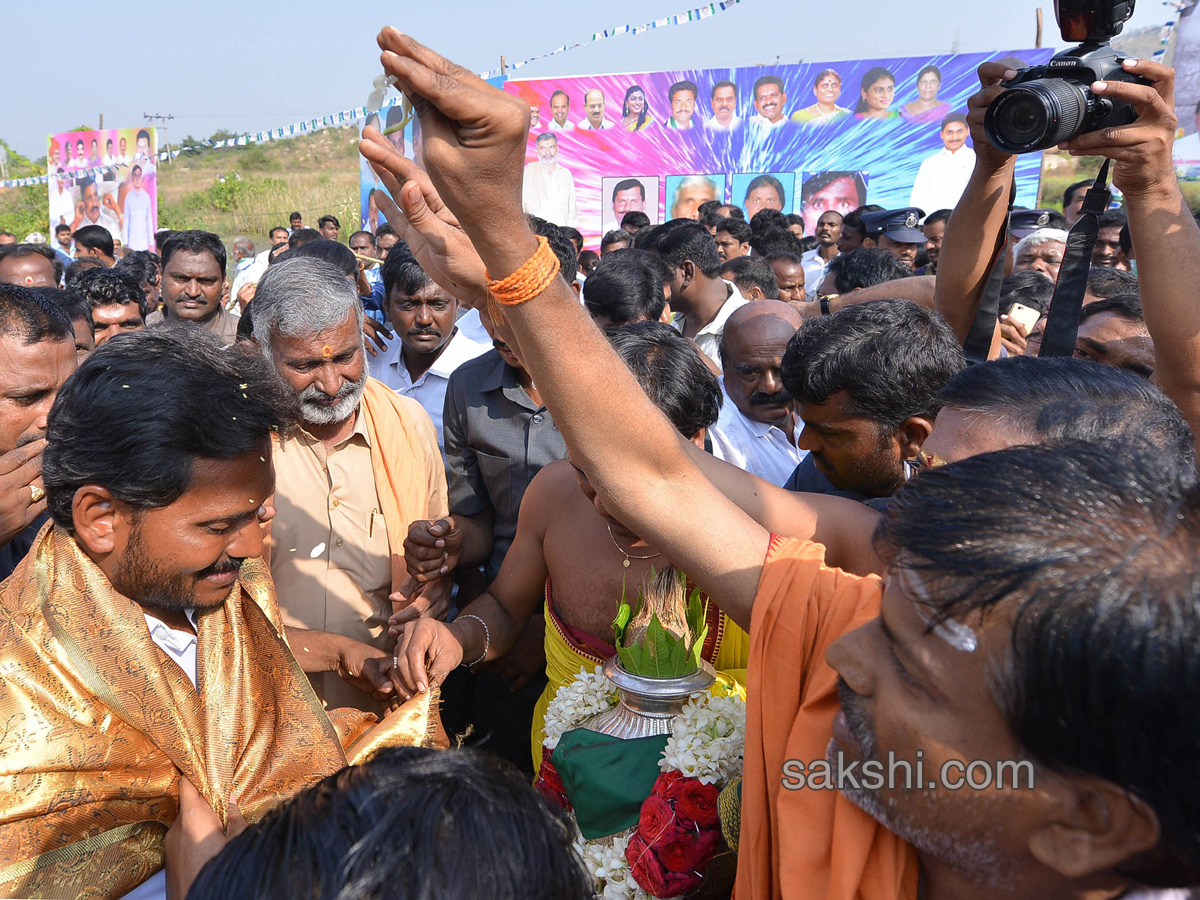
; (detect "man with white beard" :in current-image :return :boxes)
[520,133,578,229]
[252,256,449,714]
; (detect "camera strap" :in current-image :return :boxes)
[961,174,1018,364]
[1039,160,1112,358]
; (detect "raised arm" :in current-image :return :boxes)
[361,29,770,631]
[1059,60,1200,460]
[931,62,1020,344]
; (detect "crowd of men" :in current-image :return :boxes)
[2,27,1200,900]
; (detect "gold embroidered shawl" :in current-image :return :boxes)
[0,525,437,899]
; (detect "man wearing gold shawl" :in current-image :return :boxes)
[0,327,438,900]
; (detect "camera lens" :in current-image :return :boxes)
[985,79,1088,154]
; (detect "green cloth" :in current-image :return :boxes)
[551,728,668,839]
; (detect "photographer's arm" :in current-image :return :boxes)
[1063,60,1200,459]
[931,63,1019,345]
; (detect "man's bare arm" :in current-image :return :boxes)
[791,276,937,318]
[931,63,1020,344]
[1059,60,1200,460]
[363,30,769,631]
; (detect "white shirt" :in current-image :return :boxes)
[118,609,199,900]
[49,185,75,231]
[229,257,267,310]
[705,114,742,131]
[748,113,790,130]
[522,162,579,228]
[80,207,122,244]
[584,118,614,130]
[909,145,977,215]
[710,388,807,487]
[801,247,837,294]
[369,328,490,452]
[456,307,491,346]
[548,118,575,132]
[671,280,747,372]
[122,187,155,252]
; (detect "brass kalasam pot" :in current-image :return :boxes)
[582,656,715,740]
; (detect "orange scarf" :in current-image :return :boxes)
[736,535,919,900]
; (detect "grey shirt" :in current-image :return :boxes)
[443,350,568,579]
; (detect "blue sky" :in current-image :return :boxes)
[2,0,1174,159]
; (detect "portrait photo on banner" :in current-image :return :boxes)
[665,174,727,221]
[600,176,660,234]
[360,101,414,233]
[798,170,869,236]
[730,172,794,220]
[47,127,158,252]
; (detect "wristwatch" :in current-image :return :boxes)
[819,295,831,316]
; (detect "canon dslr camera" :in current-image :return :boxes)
[985,0,1147,154]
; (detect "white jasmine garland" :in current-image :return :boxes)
[659,694,746,785]
[543,666,618,751]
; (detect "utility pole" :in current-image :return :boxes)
[144,113,175,164]
[500,55,507,77]
[99,113,104,130]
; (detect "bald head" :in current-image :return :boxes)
[720,300,803,427]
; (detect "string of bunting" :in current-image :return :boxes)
[3,0,746,189]
[477,0,744,79]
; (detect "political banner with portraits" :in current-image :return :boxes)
[503,49,1054,245]
[48,127,159,251]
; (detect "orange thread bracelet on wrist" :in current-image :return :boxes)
[485,235,562,306]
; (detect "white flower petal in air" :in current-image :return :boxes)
[309,542,326,559]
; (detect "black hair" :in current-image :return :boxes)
[1086,266,1139,300]
[711,79,737,99]
[29,286,89,337]
[526,216,579,284]
[644,221,720,279]
[285,239,357,278]
[813,67,841,88]
[113,251,161,296]
[1119,223,1133,257]
[766,251,803,269]
[697,200,723,219]
[745,174,786,207]
[583,249,668,324]
[607,321,721,437]
[534,132,557,146]
[854,66,896,114]
[720,256,780,299]
[750,228,804,259]
[783,212,806,232]
[782,298,965,428]
[73,224,114,260]
[752,75,785,98]
[917,63,943,84]
[349,230,377,247]
[71,268,149,319]
[612,178,646,203]
[54,224,71,235]
[0,243,63,285]
[668,80,698,102]
[719,205,746,221]
[136,129,150,144]
[841,204,884,240]
[187,747,592,900]
[748,208,786,236]
[716,218,753,244]
[317,214,341,230]
[938,356,1193,468]
[801,171,868,208]
[381,251,434,302]
[560,226,585,253]
[874,438,1200,885]
[923,208,953,228]
[600,230,631,251]
[288,228,322,250]
[700,212,726,232]
[1098,208,1128,231]
[64,258,105,286]
[825,247,913,293]
[999,269,1055,316]
[621,211,652,231]
[376,223,397,239]
[289,211,303,222]
[940,112,968,130]
[577,250,599,275]
[236,303,255,342]
[43,328,292,532]
[161,230,227,277]
[269,225,290,239]
[1078,292,1144,325]
[1063,179,1093,209]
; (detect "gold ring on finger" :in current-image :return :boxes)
[30,484,45,503]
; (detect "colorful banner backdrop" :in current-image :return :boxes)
[47,127,158,251]
[1172,0,1199,181]
[503,48,1054,246]
[359,100,417,234]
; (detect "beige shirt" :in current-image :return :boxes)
[270,411,393,713]
[146,305,240,345]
